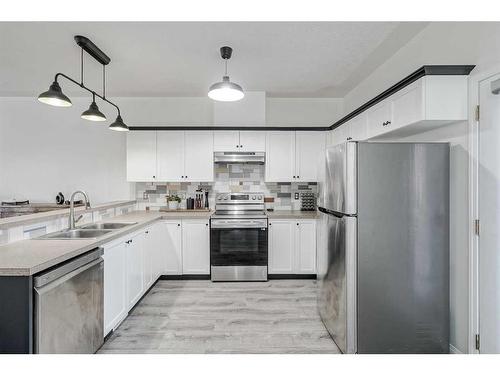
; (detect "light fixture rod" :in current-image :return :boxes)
[80,47,84,86]
[103,65,106,99]
[55,72,120,115]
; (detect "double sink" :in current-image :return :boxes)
[38,222,138,240]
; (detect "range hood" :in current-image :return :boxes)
[214,152,265,164]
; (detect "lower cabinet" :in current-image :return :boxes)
[163,221,183,275]
[268,219,317,275]
[182,219,210,274]
[126,231,145,310]
[103,239,128,336]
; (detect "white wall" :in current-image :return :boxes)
[0,97,132,204]
[342,22,500,354]
[266,98,343,126]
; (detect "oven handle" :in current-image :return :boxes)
[210,221,268,229]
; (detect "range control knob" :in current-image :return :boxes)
[223,196,228,200]
[258,195,263,200]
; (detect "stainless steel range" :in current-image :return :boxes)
[210,193,268,281]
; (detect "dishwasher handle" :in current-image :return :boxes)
[34,247,103,288]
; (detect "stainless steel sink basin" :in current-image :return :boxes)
[38,229,113,240]
[80,222,137,230]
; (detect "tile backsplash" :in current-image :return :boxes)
[135,163,318,211]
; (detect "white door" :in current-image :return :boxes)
[157,131,185,182]
[126,131,157,181]
[103,239,127,335]
[164,221,183,275]
[349,114,368,141]
[268,220,294,274]
[239,131,266,151]
[182,220,210,274]
[142,227,154,289]
[366,100,393,139]
[184,131,214,182]
[295,131,325,182]
[213,131,239,152]
[295,220,316,274]
[478,73,500,353]
[265,131,295,182]
[126,232,144,309]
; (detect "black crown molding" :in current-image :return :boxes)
[129,65,475,132]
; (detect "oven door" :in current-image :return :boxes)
[210,219,268,267]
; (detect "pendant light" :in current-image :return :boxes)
[109,114,129,132]
[38,81,72,107]
[81,93,106,121]
[38,35,129,132]
[208,46,244,102]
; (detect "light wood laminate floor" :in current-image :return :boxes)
[99,279,340,354]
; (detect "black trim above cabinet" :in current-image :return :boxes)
[128,65,474,133]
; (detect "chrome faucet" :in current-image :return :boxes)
[68,191,91,229]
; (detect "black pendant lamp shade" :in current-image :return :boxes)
[109,115,129,132]
[38,81,72,107]
[81,96,106,122]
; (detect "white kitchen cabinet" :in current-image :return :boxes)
[239,131,266,151]
[152,222,168,279]
[126,232,144,309]
[103,239,127,336]
[184,131,214,182]
[266,131,324,182]
[213,131,240,152]
[266,132,295,182]
[157,131,185,182]
[142,227,156,290]
[164,220,183,275]
[126,131,157,182]
[268,220,295,274]
[349,113,368,141]
[295,131,325,182]
[213,130,266,152]
[295,220,317,274]
[182,220,210,274]
[366,99,393,139]
[269,219,317,275]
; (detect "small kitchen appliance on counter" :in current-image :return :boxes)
[210,192,268,281]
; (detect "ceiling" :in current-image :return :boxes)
[0,22,428,98]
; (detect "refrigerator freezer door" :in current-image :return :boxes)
[323,142,357,215]
[356,142,449,353]
[318,211,357,353]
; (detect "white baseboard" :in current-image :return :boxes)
[449,344,463,354]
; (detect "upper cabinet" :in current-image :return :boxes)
[126,131,157,182]
[213,130,266,152]
[366,75,468,139]
[127,130,214,182]
[266,131,325,182]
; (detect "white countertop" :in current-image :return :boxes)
[0,210,212,276]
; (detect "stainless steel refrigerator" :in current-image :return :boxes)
[317,141,450,354]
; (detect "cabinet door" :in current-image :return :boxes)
[366,100,393,139]
[295,131,325,182]
[126,131,157,182]
[391,79,423,129]
[164,221,183,275]
[349,114,368,141]
[157,131,185,182]
[239,131,266,152]
[184,131,214,182]
[295,220,316,274]
[213,131,240,152]
[268,220,294,274]
[126,233,144,309]
[103,240,127,335]
[182,220,210,274]
[265,131,295,182]
[142,227,155,290]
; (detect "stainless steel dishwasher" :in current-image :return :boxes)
[34,248,104,354]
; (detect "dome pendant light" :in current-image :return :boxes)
[208,46,244,102]
[109,114,129,132]
[81,93,106,121]
[38,81,72,107]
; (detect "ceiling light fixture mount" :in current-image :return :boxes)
[208,46,244,102]
[38,35,128,131]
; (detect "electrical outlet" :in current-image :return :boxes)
[294,192,299,200]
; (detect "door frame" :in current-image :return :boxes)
[468,64,500,354]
